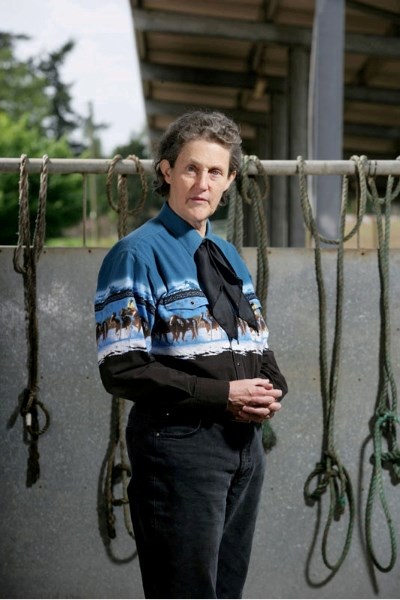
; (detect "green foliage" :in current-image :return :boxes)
[37,39,81,140]
[0,31,152,245]
[0,113,82,244]
[0,33,50,131]
[0,32,81,141]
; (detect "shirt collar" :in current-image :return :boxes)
[157,201,215,254]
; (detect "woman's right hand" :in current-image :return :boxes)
[227,378,282,423]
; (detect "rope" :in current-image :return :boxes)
[363,155,400,572]
[104,397,134,540]
[12,154,50,487]
[227,155,269,319]
[106,154,147,238]
[298,155,366,577]
[102,154,148,544]
[227,155,274,451]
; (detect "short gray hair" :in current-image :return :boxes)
[153,110,242,198]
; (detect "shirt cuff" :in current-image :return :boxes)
[193,377,230,409]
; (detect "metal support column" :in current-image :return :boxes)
[308,0,345,240]
[271,92,289,246]
[288,45,309,246]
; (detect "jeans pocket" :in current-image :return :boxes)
[157,418,202,439]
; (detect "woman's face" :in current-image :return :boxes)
[160,138,236,236]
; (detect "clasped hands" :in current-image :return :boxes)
[227,378,282,424]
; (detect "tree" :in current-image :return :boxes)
[0,33,51,131]
[0,32,83,144]
[37,39,81,141]
[0,31,151,245]
[0,33,86,243]
[0,113,82,245]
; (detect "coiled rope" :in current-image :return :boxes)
[227,155,275,451]
[298,155,370,578]
[363,155,400,573]
[106,153,147,239]
[227,155,269,319]
[101,155,148,544]
[12,154,50,486]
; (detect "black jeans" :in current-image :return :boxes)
[126,406,266,599]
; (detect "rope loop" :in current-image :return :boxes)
[106,154,148,239]
[13,154,30,274]
[22,396,51,437]
[363,155,400,572]
[104,396,134,541]
[298,155,356,578]
[240,155,270,206]
[12,154,50,486]
[227,154,269,317]
[103,157,148,543]
[33,154,49,261]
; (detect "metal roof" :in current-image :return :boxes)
[129,0,400,160]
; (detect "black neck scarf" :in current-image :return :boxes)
[194,238,259,340]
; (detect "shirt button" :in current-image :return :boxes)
[237,362,240,366]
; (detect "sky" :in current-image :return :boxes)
[1,0,147,155]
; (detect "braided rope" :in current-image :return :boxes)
[364,155,400,572]
[298,155,361,577]
[227,155,274,451]
[227,154,270,318]
[103,154,148,546]
[12,154,50,487]
[106,154,148,239]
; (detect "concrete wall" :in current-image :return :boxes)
[0,246,399,599]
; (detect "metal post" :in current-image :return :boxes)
[308,0,345,240]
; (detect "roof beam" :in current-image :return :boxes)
[140,61,285,92]
[132,8,400,57]
[344,85,400,105]
[144,99,266,127]
[141,62,400,105]
[145,98,400,140]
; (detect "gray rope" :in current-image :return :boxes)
[12,154,50,487]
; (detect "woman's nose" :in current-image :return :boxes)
[196,170,209,189]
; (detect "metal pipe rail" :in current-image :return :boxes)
[0,157,400,176]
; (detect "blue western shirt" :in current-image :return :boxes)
[94,202,287,413]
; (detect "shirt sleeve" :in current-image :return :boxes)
[94,246,229,411]
[260,349,288,398]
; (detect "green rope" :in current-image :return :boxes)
[363,155,400,572]
[227,155,274,451]
[227,155,269,319]
[298,155,369,576]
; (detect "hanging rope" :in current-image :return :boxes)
[12,154,50,487]
[363,155,400,573]
[227,155,275,450]
[103,396,134,541]
[101,154,148,544]
[298,154,369,578]
[227,155,269,318]
[106,154,147,238]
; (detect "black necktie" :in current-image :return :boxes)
[194,238,259,340]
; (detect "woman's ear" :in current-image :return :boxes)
[159,159,172,183]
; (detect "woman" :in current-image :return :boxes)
[95,110,288,599]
